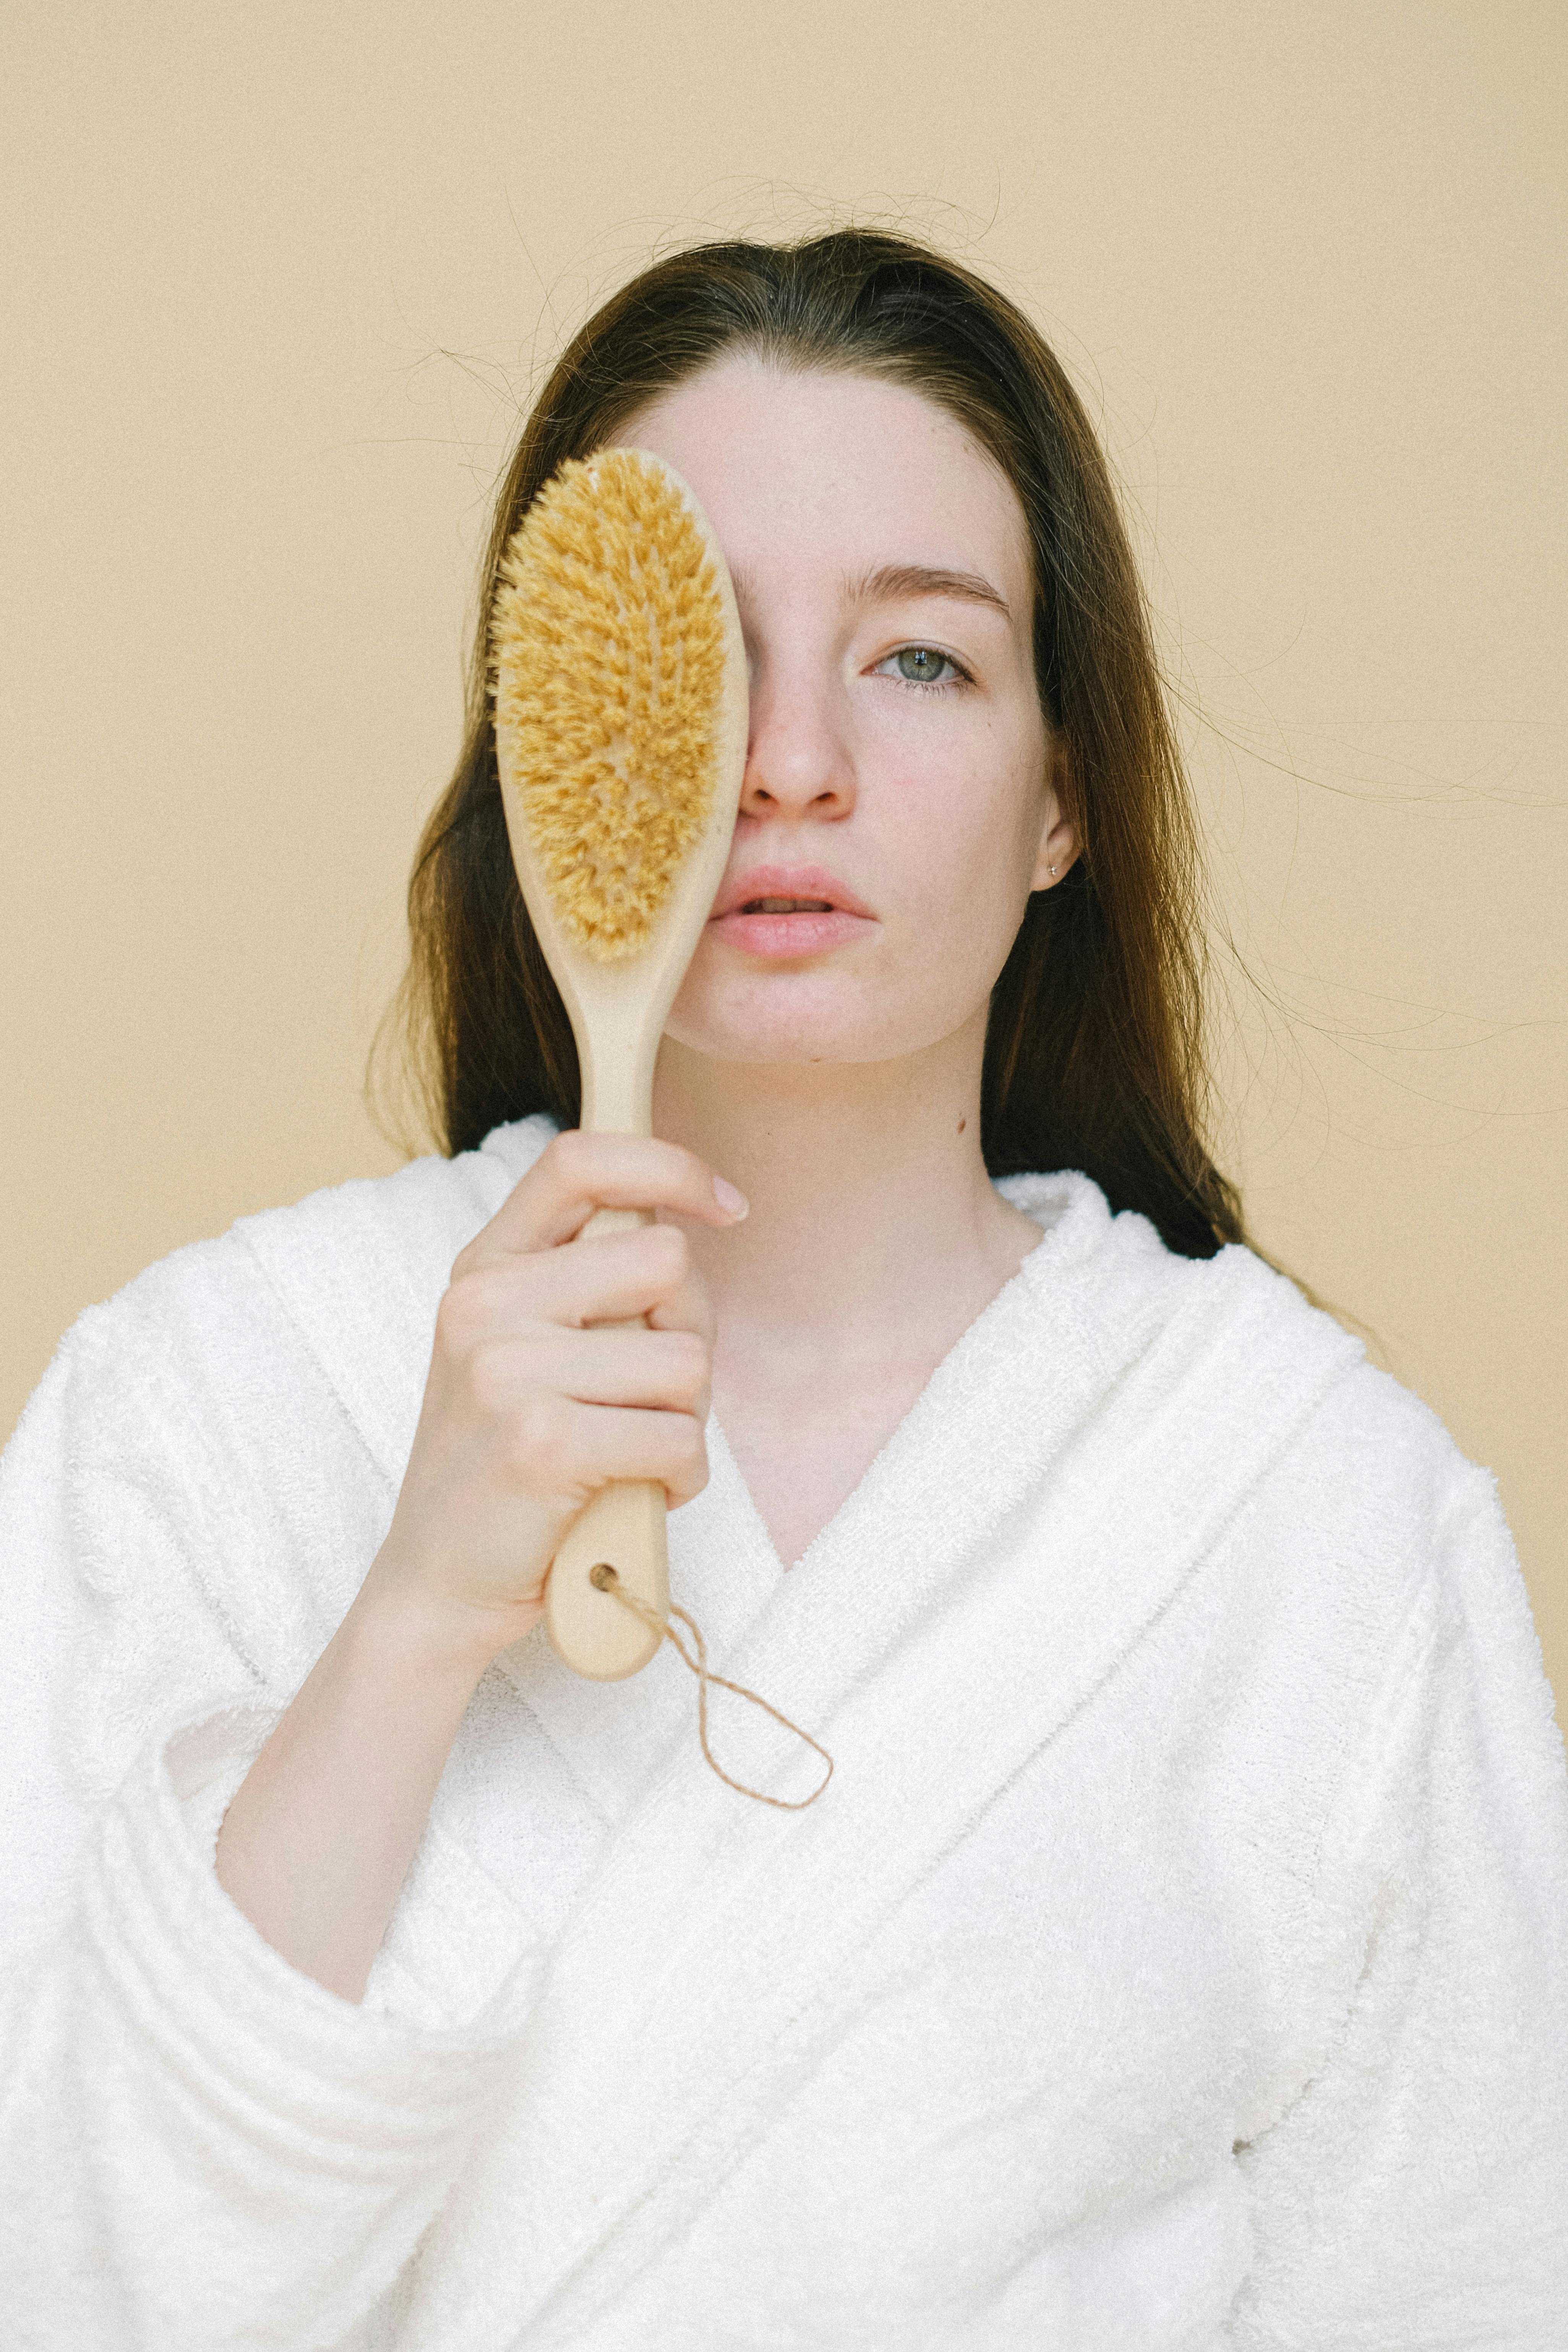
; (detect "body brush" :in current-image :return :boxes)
[490,447,749,1682]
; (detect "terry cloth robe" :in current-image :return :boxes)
[1,1115,1566,2352]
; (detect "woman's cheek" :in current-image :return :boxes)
[919,769,1039,953]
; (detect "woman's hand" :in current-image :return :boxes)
[360,1129,748,1672]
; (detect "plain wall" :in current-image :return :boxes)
[5,1,1564,1711]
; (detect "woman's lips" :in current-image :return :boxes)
[707,865,876,958]
[709,906,876,958]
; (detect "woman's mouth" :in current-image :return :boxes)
[708,871,877,960]
[710,904,876,956]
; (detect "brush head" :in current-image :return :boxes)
[491,447,731,961]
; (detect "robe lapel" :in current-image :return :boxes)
[489,1174,1090,1821]
[406,1210,1364,2350]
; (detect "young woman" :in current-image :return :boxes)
[3,230,1565,2350]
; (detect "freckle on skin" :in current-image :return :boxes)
[958,1117,967,1133]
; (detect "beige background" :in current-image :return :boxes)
[5,3,1564,1714]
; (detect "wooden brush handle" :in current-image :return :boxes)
[543,1204,670,1680]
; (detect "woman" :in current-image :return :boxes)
[3,230,1565,2349]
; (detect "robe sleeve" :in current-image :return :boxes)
[0,1288,542,2352]
[1226,1467,1568,2349]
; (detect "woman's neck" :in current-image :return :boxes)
[650,1010,1040,1371]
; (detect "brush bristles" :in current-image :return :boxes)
[491,449,728,960]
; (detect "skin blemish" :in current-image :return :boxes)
[958,1117,967,1133]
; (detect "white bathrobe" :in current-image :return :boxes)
[2,1113,1565,2351]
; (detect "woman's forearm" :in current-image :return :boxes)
[214,1574,494,2004]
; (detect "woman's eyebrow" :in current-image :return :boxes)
[843,562,1012,618]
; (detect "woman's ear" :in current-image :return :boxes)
[1030,736,1078,891]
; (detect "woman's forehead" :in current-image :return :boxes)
[615,357,1033,610]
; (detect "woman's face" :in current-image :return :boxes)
[618,356,1073,1070]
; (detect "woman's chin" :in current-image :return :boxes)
[661,1023,877,1070]
[662,994,976,1074]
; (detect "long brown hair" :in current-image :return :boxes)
[373,229,1246,1260]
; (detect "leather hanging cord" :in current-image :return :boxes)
[589,1564,834,1809]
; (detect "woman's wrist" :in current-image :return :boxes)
[353,1538,544,1686]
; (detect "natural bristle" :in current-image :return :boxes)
[491,449,728,960]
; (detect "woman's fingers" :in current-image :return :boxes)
[495,1394,711,1510]
[437,1222,715,1354]
[471,1324,712,1419]
[457,1129,747,1270]
[454,1119,748,1270]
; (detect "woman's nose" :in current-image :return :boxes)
[739,652,855,821]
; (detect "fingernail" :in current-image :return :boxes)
[712,1175,749,1220]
